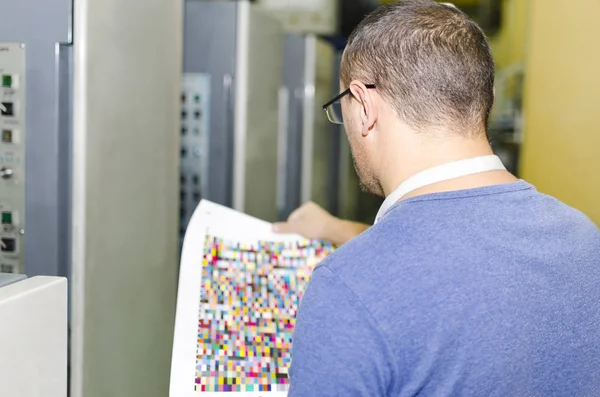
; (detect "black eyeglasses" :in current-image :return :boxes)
[322,84,376,124]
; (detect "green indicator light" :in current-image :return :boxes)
[1,75,12,88]
[1,212,12,225]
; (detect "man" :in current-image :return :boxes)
[278,1,600,396]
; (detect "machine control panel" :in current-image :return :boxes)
[0,43,26,274]
[179,73,211,244]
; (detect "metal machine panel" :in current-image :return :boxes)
[180,73,211,242]
[239,4,284,221]
[279,34,307,219]
[309,37,336,208]
[0,43,26,275]
[184,1,237,209]
[70,0,182,396]
[0,0,71,278]
[56,44,73,283]
[256,0,339,34]
[183,1,283,222]
[0,273,26,288]
[0,276,67,397]
[280,34,336,219]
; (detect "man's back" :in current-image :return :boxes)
[289,181,600,396]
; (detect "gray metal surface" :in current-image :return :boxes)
[0,42,26,275]
[184,1,237,208]
[180,73,211,243]
[0,0,71,277]
[310,37,336,209]
[56,44,72,280]
[280,35,335,219]
[69,0,182,395]
[280,34,307,220]
[0,273,26,288]
[241,5,283,221]
[184,1,283,222]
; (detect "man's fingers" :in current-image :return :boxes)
[272,222,297,234]
[287,208,303,222]
[288,201,317,222]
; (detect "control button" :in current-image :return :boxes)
[0,102,14,116]
[1,75,13,88]
[1,130,13,143]
[181,147,187,158]
[180,174,186,184]
[180,191,186,200]
[181,93,186,103]
[194,110,201,119]
[193,128,200,135]
[1,212,12,225]
[2,225,16,234]
[194,94,201,103]
[0,238,15,252]
[192,175,199,185]
[0,167,13,179]
[193,191,201,201]
[181,110,187,119]
[181,126,187,135]
[180,207,186,218]
[0,264,14,273]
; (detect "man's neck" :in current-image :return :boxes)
[380,136,515,198]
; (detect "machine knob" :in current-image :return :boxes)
[0,167,13,179]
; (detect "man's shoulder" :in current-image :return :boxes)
[537,191,598,228]
[321,225,383,266]
[316,223,405,288]
[514,188,599,241]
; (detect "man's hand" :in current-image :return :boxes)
[272,201,336,242]
[272,202,370,245]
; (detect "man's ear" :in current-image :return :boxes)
[349,80,378,136]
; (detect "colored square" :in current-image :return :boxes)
[1,75,12,88]
[1,212,12,225]
[1,129,13,143]
[194,235,334,391]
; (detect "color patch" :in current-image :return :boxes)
[193,236,334,392]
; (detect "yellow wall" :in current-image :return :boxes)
[489,0,529,68]
[521,0,600,224]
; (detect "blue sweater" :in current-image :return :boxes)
[289,181,600,397]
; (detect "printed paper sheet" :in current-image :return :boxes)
[170,200,334,396]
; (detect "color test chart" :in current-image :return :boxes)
[195,236,333,392]
[171,200,334,396]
